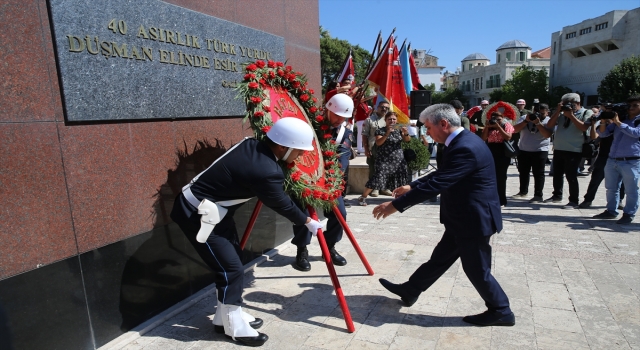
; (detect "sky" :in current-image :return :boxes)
[319,0,639,74]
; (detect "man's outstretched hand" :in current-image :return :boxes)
[372,201,398,220]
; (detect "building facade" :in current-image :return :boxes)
[458,40,550,107]
[412,49,445,90]
[550,8,640,106]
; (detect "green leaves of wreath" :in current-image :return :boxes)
[237,59,345,211]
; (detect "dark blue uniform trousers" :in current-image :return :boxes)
[407,230,511,314]
[291,196,345,247]
[171,195,246,306]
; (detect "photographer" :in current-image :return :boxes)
[544,93,593,209]
[512,103,552,203]
[481,111,514,206]
[591,95,640,224]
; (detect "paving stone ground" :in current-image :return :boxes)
[107,158,639,350]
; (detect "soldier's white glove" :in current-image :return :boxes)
[304,219,323,237]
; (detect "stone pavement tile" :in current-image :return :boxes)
[395,312,444,341]
[409,296,449,315]
[556,258,587,273]
[440,316,493,340]
[524,256,564,284]
[353,317,402,346]
[421,277,456,299]
[345,339,390,350]
[490,327,537,349]
[493,252,525,277]
[532,306,583,333]
[259,320,314,350]
[500,280,532,300]
[435,330,491,349]
[535,328,590,350]
[131,338,197,350]
[370,258,405,276]
[529,281,574,311]
[303,307,370,350]
[612,262,640,296]
[186,337,245,350]
[389,335,436,350]
[274,301,334,328]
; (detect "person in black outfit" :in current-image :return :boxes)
[170,118,322,346]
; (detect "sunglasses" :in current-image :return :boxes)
[379,106,390,110]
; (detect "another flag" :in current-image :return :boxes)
[366,35,410,124]
[408,48,422,91]
[337,49,355,83]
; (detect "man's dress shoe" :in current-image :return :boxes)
[214,318,263,334]
[463,310,515,327]
[379,278,419,306]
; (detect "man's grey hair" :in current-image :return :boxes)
[562,93,581,103]
[419,103,461,127]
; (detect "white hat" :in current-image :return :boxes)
[326,94,354,118]
[481,100,489,105]
[516,99,526,104]
[267,118,314,151]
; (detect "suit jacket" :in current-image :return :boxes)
[181,138,307,226]
[392,129,502,237]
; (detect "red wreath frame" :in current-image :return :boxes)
[237,60,344,211]
[481,101,519,125]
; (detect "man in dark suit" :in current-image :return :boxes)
[372,104,514,327]
[170,118,324,346]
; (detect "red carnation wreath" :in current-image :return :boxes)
[237,59,344,211]
[481,101,519,125]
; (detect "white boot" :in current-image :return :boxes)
[222,304,259,338]
[212,293,257,327]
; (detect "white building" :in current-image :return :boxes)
[411,49,444,90]
[458,40,550,107]
[550,8,640,106]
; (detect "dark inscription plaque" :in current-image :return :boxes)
[48,0,285,122]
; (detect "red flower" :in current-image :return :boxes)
[268,71,276,79]
[248,82,259,89]
[315,115,324,122]
[276,62,284,67]
[320,124,329,130]
[324,133,332,139]
[267,60,276,68]
[323,151,335,157]
[309,89,315,94]
[287,74,296,82]
[286,162,296,169]
[246,64,257,71]
[250,96,261,104]
[255,60,265,68]
[286,65,293,71]
[312,190,323,199]
[300,94,310,102]
[292,81,301,89]
[261,126,271,133]
[277,69,285,77]
[329,169,335,174]
[259,79,266,85]
[302,188,312,198]
[312,97,317,103]
[263,105,271,112]
[244,73,256,80]
[291,171,302,181]
[309,106,318,113]
[329,140,336,144]
[254,111,264,118]
[321,193,329,200]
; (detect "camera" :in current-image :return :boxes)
[560,103,573,112]
[597,102,628,120]
[527,98,541,121]
[489,118,497,125]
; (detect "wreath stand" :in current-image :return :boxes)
[239,200,374,333]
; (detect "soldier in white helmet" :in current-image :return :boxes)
[170,118,323,347]
[291,93,354,271]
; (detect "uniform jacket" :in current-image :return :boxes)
[391,129,503,237]
[182,138,307,225]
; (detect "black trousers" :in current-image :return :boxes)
[487,143,510,206]
[407,231,511,315]
[583,154,625,202]
[552,150,582,203]
[170,195,245,305]
[291,196,345,247]
[517,150,548,197]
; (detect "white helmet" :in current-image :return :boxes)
[326,94,354,118]
[267,117,314,151]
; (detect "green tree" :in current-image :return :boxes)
[320,26,371,92]
[431,87,467,105]
[494,65,549,105]
[597,56,640,102]
[549,85,572,107]
[424,83,436,92]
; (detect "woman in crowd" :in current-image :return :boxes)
[481,111,514,207]
[358,112,411,206]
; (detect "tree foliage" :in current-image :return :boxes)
[320,26,371,92]
[431,87,468,105]
[489,65,549,105]
[597,56,640,102]
[549,85,572,107]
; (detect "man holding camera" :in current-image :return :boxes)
[512,103,552,203]
[545,93,593,208]
[591,95,640,224]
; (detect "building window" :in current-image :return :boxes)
[462,65,464,72]
[595,22,608,31]
[497,54,501,63]
[468,63,472,71]
[591,47,601,54]
[496,75,500,87]
[552,64,555,78]
[566,32,576,39]
[480,77,483,89]
[607,43,619,51]
[579,27,591,35]
[576,51,586,57]
[506,52,511,61]
[553,41,556,55]
[519,52,525,61]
